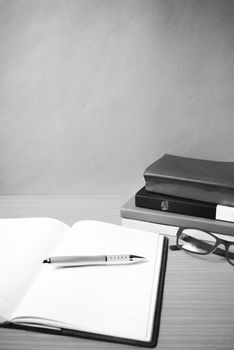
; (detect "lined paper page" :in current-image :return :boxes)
[0,218,68,321]
[12,221,164,341]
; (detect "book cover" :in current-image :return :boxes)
[144,154,234,206]
[135,187,216,219]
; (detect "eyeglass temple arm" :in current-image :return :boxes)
[170,244,226,258]
[170,235,234,259]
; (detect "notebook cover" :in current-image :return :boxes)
[136,187,216,219]
[2,237,168,348]
[144,154,234,206]
[121,197,234,237]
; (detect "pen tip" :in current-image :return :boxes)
[43,259,48,263]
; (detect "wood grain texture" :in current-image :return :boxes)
[0,196,234,350]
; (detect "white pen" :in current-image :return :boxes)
[43,254,146,266]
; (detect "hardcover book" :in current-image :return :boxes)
[121,197,234,237]
[0,218,168,348]
[144,154,234,206]
[135,187,216,219]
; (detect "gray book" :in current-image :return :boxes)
[144,154,234,206]
[121,197,234,237]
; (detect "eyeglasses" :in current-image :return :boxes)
[170,227,234,266]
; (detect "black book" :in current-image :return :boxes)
[135,187,217,219]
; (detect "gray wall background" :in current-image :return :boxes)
[1,0,234,195]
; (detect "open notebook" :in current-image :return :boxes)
[0,218,168,347]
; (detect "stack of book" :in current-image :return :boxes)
[121,154,234,237]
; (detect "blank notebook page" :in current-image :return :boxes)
[0,218,68,321]
[12,221,164,341]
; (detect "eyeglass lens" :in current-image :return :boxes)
[178,229,217,254]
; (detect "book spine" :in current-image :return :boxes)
[144,177,234,206]
[135,192,217,219]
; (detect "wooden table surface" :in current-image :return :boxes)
[0,195,234,350]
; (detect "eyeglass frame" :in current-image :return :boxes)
[170,227,234,266]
